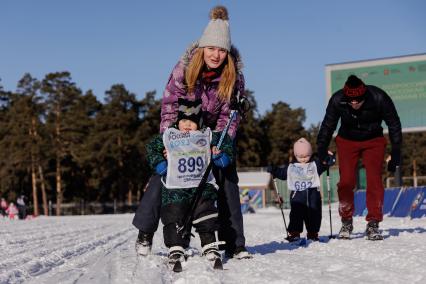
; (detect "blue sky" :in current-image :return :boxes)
[1,0,425,126]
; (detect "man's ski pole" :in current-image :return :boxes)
[177,110,237,239]
[326,167,335,239]
[273,178,288,238]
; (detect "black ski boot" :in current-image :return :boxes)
[365,221,383,241]
[233,246,252,259]
[307,232,319,241]
[135,231,153,256]
[338,219,353,239]
[285,231,301,243]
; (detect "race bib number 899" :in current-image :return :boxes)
[178,156,205,173]
[163,128,212,188]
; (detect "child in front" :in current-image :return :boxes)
[145,98,233,269]
[268,138,330,242]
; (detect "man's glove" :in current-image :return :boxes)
[155,160,168,176]
[213,152,231,168]
[324,153,336,167]
[387,148,401,172]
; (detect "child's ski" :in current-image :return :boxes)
[213,258,223,270]
[172,260,183,273]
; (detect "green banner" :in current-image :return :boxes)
[327,55,426,132]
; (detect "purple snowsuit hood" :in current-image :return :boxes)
[160,42,245,139]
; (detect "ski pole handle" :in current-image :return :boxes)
[216,110,237,150]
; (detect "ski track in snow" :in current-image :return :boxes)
[1,207,426,284]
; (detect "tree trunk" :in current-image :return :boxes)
[136,189,141,202]
[38,164,48,216]
[56,153,62,216]
[32,116,48,216]
[31,161,39,216]
[29,119,39,216]
[127,182,132,205]
[117,135,125,201]
[55,107,62,216]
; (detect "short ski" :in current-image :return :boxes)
[170,258,223,272]
[172,260,183,273]
[366,234,384,241]
[213,258,223,270]
[289,238,307,246]
[338,235,351,240]
[288,237,329,246]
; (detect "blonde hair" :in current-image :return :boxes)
[185,48,236,102]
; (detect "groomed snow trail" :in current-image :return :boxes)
[1,207,426,283]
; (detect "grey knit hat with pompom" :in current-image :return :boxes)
[198,6,231,51]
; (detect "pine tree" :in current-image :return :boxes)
[134,90,161,199]
[0,83,16,198]
[42,72,82,215]
[235,90,264,167]
[90,84,142,202]
[15,73,47,216]
[66,90,101,202]
[261,102,307,165]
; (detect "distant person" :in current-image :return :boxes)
[1,197,8,217]
[316,75,402,240]
[268,138,332,242]
[16,195,27,220]
[6,202,19,220]
[145,99,233,265]
[133,5,251,259]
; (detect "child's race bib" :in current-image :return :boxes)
[163,128,213,188]
[287,162,320,191]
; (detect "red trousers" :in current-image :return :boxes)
[336,136,387,222]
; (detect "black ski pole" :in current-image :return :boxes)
[177,110,238,239]
[326,167,335,239]
[273,178,288,238]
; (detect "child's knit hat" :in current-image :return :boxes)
[293,138,313,157]
[177,98,203,127]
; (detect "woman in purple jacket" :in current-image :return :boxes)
[133,6,251,259]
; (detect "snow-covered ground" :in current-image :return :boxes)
[1,205,426,284]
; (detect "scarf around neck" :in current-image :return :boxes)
[201,68,221,83]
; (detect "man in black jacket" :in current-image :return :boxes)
[317,75,402,240]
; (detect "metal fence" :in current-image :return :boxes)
[27,200,139,216]
[25,170,426,215]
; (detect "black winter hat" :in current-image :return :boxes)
[176,98,203,127]
[343,75,367,102]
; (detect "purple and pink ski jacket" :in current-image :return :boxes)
[160,42,245,139]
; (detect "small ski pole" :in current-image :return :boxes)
[177,110,237,239]
[273,178,288,238]
[326,167,335,239]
